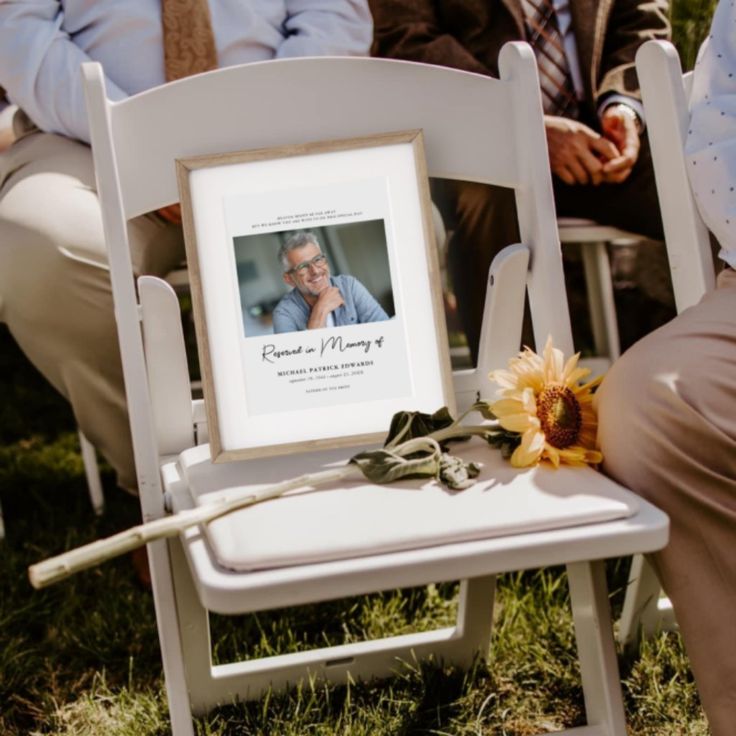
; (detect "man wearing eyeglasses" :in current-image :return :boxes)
[273,232,389,334]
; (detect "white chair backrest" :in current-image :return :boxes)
[636,40,716,313]
[82,46,572,518]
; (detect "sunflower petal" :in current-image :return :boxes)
[497,412,536,433]
[543,443,561,468]
[489,370,520,390]
[511,429,545,467]
[520,387,538,414]
[556,445,603,467]
[561,351,583,383]
[565,366,591,387]
[490,398,526,417]
[576,375,604,394]
[542,337,564,382]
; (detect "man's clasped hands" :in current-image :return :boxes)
[545,104,641,186]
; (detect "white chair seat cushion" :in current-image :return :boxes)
[175,438,638,572]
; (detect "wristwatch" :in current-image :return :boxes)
[608,102,643,134]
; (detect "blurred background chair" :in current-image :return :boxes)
[557,218,645,372]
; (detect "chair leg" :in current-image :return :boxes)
[78,430,104,515]
[567,560,627,736]
[580,243,621,362]
[150,538,197,736]
[169,537,219,719]
[618,554,674,649]
[451,575,496,667]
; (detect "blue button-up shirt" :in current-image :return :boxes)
[272,274,390,334]
[0,0,372,142]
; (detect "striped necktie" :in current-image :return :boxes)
[161,0,219,82]
[520,0,579,118]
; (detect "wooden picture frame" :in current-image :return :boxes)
[177,130,454,462]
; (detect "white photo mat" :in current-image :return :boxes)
[177,131,454,462]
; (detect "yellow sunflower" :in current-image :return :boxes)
[488,337,603,468]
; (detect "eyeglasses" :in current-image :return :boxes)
[287,253,328,275]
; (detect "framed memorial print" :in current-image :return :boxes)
[177,130,454,462]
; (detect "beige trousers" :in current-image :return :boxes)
[0,130,185,491]
[596,267,736,735]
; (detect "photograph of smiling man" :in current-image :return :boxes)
[233,220,395,339]
[274,231,389,333]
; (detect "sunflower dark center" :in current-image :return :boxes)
[536,385,582,449]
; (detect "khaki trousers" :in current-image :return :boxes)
[0,131,185,491]
[596,267,736,735]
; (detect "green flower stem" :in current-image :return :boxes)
[429,423,501,445]
[391,436,441,457]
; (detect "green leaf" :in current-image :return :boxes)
[438,453,482,490]
[383,407,455,448]
[469,400,497,421]
[350,436,483,491]
[349,447,440,484]
[353,407,498,490]
[485,429,522,460]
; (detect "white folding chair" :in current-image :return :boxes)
[83,45,668,735]
[617,39,717,648]
[557,218,645,372]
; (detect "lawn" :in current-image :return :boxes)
[0,4,718,731]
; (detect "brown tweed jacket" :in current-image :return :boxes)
[369,0,670,117]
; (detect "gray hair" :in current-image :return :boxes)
[278,232,321,272]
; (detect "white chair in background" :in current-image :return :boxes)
[557,218,644,372]
[82,44,668,735]
[617,39,716,648]
[77,431,105,515]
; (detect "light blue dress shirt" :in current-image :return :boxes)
[272,274,389,333]
[0,0,372,142]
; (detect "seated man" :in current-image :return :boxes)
[272,232,389,333]
[597,2,736,732]
[0,1,372,492]
[369,0,673,360]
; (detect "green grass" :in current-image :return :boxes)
[0,325,710,734]
[672,0,718,70]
